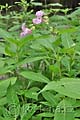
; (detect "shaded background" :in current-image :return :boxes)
[0,0,80,7]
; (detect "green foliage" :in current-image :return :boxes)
[20,71,50,83]
[0,3,80,120]
[54,99,74,120]
[41,78,80,99]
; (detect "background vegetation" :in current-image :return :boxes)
[0,0,80,120]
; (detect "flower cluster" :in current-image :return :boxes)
[33,10,44,24]
[20,10,44,37]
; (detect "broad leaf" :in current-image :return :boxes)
[7,86,20,118]
[37,112,54,118]
[20,71,50,83]
[0,77,17,97]
[42,91,58,107]
[41,78,80,99]
[54,99,74,120]
[61,33,75,48]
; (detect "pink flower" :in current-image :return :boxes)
[33,17,42,24]
[36,10,44,18]
[21,23,26,31]
[20,23,32,37]
[20,28,32,37]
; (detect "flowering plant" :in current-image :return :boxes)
[20,23,32,37]
[33,10,44,24]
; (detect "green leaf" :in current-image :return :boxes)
[75,119,80,120]
[42,91,58,107]
[31,2,42,6]
[61,33,75,48]
[7,86,19,105]
[75,109,80,117]
[1,107,14,119]
[41,78,80,99]
[0,56,49,74]
[17,56,49,67]
[48,3,62,7]
[0,77,17,97]
[0,66,11,75]
[31,35,55,51]
[0,116,4,120]
[19,34,34,48]
[20,71,50,83]
[0,28,13,39]
[24,89,38,100]
[0,97,7,106]
[73,100,80,107]
[37,112,54,117]
[7,86,20,118]
[21,104,37,120]
[54,99,74,120]
[0,58,5,68]
[61,56,70,71]
[5,42,17,56]
[0,43,5,54]
[8,25,20,31]
[31,116,41,120]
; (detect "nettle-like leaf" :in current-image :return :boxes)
[20,71,50,83]
[41,78,80,99]
[54,99,74,120]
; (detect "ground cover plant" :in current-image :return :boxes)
[0,0,80,120]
